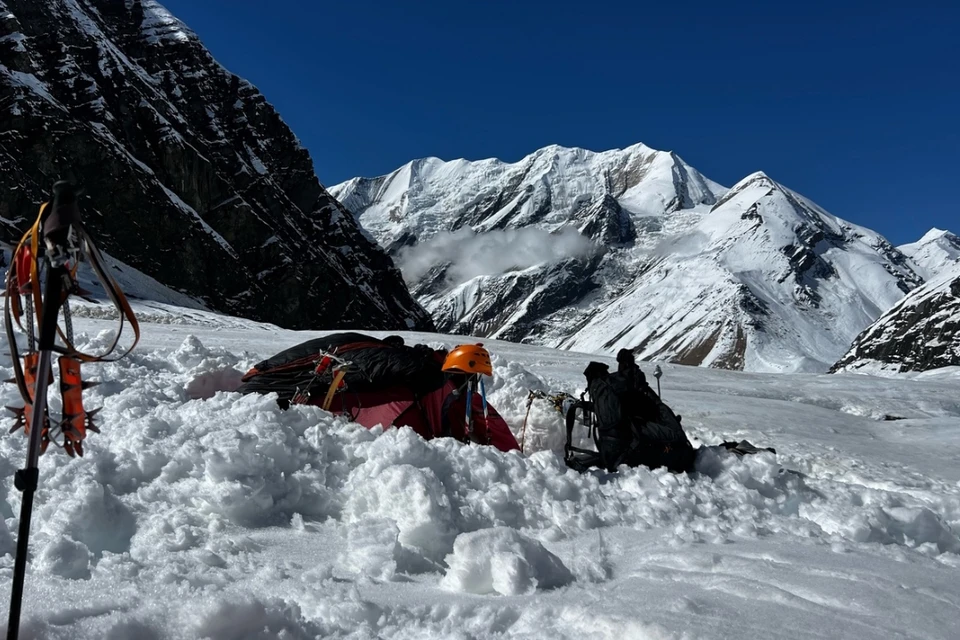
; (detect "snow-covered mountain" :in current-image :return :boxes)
[0,0,432,332]
[832,265,960,374]
[899,228,960,280]
[331,144,923,373]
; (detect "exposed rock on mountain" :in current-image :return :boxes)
[832,266,960,374]
[0,0,432,331]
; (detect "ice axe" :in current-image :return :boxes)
[653,364,663,399]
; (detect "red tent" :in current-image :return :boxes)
[237,333,520,452]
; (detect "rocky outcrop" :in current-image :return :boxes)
[831,269,960,373]
[0,0,432,331]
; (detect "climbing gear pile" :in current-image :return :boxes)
[4,182,139,640]
[290,349,352,410]
[4,185,139,457]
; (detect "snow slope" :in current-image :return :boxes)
[0,303,958,639]
[331,145,922,373]
[898,228,960,280]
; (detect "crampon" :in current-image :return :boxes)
[3,188,139,457]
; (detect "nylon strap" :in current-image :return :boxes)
[321,370,347,410]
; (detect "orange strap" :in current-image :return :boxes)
[6,203,140,363]
[321,370,347,410]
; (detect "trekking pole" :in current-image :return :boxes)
[479,377,490,444]
[6,184,75,640]
[653,365,663,399]
[464,377,474,442]
[4,182,139,640]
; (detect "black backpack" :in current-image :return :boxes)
[565,362,695,473]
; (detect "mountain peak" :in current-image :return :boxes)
[898,226,960,280]
[332,141,921,373]
[918,227,958,244]
[140,0,198,44]
[740,170,775,186]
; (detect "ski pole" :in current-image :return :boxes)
[653,365,662,399]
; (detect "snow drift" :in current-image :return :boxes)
[0,307,957,638]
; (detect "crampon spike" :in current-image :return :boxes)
[58,356,94,449]
[63,439,80,458]
[7,404,51,447]
[85,410,101,434]
[7,406,26,434]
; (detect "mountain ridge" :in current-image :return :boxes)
[331,143,929,373]
[0,0,433,332]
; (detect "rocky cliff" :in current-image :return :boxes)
[0,0,432,331]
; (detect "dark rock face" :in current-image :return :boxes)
[0,0,433,331]
[831,272,960,373]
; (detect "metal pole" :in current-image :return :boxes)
[7,262,65,640]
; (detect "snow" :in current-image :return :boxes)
[0,67,66,112]
[244,143,269,175]
[898,227,960,280]
[0,301,958,638]
[329,143,719,249]
[0,32,26,53]
[140,0,196,44]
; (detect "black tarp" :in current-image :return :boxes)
[236,333,448,404]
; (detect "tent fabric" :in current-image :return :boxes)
[239,333,446,400]
[237,334,520,452]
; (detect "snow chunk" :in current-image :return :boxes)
[441,527,574,595]
[193,598,322,639]
[338,517,401,581]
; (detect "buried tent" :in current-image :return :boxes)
[236,333,520,452]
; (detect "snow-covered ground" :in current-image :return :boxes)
[0,305,958,639]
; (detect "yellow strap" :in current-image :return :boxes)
[7,203,46,330]
[7,204,140,363]
[321,369,347,410]
[28,204,43,324]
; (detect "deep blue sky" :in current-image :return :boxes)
[162,0,958,245]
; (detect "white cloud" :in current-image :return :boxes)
[398,227,598,286]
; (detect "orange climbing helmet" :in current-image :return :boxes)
[442,343,493,377]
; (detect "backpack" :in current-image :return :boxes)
[565,362,695,473]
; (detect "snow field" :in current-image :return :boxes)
[0,322,957,638]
